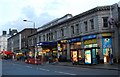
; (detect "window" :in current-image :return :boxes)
[51,32,53,40]
[71,26,74,34]
[90,19,94,29]
[39,36,41,42]
[61,28,64,37]
[46,34,49,41]
[54,31,57,39]
[76,24,79,33]
[49,33,50,41]
[84,21,88,31]
[103,17,108,27]
[43,35,45,41]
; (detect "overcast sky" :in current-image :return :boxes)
[0,0,120,35]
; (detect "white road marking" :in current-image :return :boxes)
[39,68,50,71]
[54,71,77,75]
[26,66,32,68]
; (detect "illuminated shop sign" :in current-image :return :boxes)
[102,38,112,48]
[85,50,91,64]
[83,35,97,40]
[69,38,80,43]
[37,42,57,46]
[61,40,67,43]
[102,33,112,37]
[84,39,97,45]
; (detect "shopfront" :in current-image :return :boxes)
[102,33,113,64]
[57,40,67,62]
[83,34,99,64]
[37,42,57,62]
[69,38,83,64]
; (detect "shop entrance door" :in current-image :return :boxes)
[103,48,112,64]
[72,51,78,64]
[84,48,98,65]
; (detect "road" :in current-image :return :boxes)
[1,60,119,76]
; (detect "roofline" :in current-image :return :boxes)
[36,5,111,34]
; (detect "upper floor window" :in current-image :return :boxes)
[39,36,41,42]
[103,17,108,27]
[51,32,53,40]
[71,26,74,34]
[49,33,51,41]
[54,31,57,39]
[43,35,45,41]
[61,28,64,37]
[46,34,49,41]
[84,21,88,31]
[76,24,79,33]
[90,19,94,29]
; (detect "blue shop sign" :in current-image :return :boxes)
[102,38,112,48]
[37,42,57,46]
[83,35,97,40]
[69,38,80,43]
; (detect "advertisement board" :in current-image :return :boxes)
[85,50,91,64]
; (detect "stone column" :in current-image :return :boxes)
[67,42,70,61]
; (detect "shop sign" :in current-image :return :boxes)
[69,38,80,43]
[83,35,97,40]
[84,39,97,45]
[102,38,112,48]
[102,33,112,37]
[61,40,67,43]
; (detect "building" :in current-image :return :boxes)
[7,28,37,53]
[0,31,11,51]
[27,3,120,64]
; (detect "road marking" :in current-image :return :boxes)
[54,71,77,75]
[26,66,32,68]
[39,68,50,71]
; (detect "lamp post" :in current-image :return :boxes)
[23,20,37,63]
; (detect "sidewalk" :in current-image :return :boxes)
[53,62,120,71]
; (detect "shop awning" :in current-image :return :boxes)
[37,42,57,46]
[0,51,13,55]
[21,48,29,53]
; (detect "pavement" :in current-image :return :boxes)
[50,62,120,71]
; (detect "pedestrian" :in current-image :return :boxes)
[109,54,113,65]
[96,52,100,64]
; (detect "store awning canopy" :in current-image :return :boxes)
[0,51,13,55]
[21,48,29,53]
[37,42,57,46]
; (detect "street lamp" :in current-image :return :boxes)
[23,20,37,63]
[23,20,35,29]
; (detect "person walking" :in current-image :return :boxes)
[110,54,113,65]
[96,52,100,64]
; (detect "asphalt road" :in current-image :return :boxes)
[1,60,119,75]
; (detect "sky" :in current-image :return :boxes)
[0,0,120,35]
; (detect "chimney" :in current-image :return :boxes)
[2,31,7,36]
[9,28,12,35]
